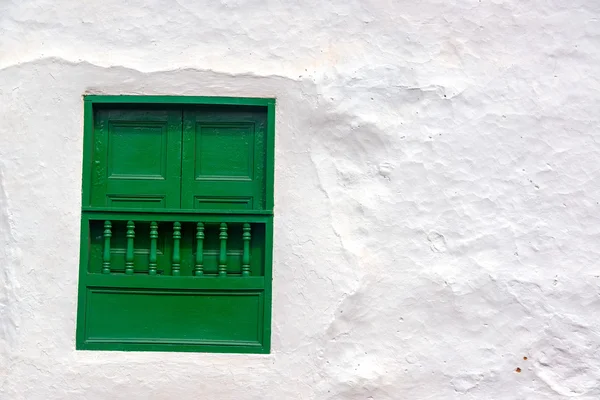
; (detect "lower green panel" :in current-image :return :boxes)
[80,287,265,353]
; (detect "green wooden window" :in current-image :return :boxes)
[76,96,275,354]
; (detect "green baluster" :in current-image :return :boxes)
[102,221,112,274]
[149,222,158,275]
[172,222,181,276]
[125,221,135,275]
[242,223,251,277]
[218,223,228,277]
[194,222,204,276]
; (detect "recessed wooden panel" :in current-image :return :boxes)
[85,288,263,345]
[108,123,167,179]
[107,195,166,208]
[195,123,254,180]
[193,196,252,210]
[89,109,182,209]
[181,109,267,210]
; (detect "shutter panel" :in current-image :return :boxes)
[181,107,267,210]
[89,109,183,209]
[78,98,274,354]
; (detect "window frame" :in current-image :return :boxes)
[76,95,275,354]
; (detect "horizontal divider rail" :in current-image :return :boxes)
[86,274,265,290]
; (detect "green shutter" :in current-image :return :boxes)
[77,97,274,354]
[181,107,267,210]
[89,108,183,209]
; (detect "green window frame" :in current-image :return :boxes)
[76,95,275,354]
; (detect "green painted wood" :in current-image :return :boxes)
[81,100,94,208]
[125,221,135,275]
[83,207,272,217]
[77,97,275,354]
[86,274,265,290]
[262,216,274,352]
[242,223,251,277]
[89,109,182,209]
[194,222,205,276]
[76,213,92,348]
[78,342,268,354]
[218,223,228,277]
[88,220,174,276]
[79,219,273,352]
[87,220,265,277]
[148,222,158,275]
[181,108,267,210]
[84,288,263,346]
[172,222,181,276]
[85,211,269,223]
[102,221,112,274]
[266,101,275,210]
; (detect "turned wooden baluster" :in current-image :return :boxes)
[102,221,112,274]
[149,222,158,275]
[242,223,251,277]
[125,221,135,275]
[194,222,204,276]
[172,222,181,276]
[218,223,228,277]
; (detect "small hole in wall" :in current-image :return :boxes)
[515,367,522,373]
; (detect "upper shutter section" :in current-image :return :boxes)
[181,107,267,210]
[89,108,183,209]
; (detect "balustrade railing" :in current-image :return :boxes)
[97,219,254,277]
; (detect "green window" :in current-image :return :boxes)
[76,96,275,354]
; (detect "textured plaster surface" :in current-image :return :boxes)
[1,1,600,399]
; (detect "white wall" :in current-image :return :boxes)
[1,1,600,398]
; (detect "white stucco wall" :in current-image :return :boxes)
[1,1,600,398]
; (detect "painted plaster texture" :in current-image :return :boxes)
[1,0,600,399]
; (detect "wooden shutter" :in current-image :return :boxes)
[77,97,274,354]
[89,108,183,209]
[181,107,267,210]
